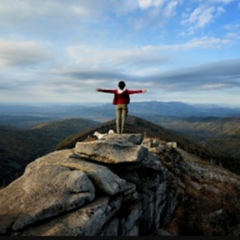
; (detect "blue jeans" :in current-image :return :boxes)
[116,104,128,134]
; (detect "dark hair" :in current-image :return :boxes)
[118,81,126,90]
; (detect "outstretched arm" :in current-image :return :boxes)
[96,88,116,93]
[128,89,147,94]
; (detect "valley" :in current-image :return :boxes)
[1,101,240,187]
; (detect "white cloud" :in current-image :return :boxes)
[164,1,178,17]
[0,0,138,25]
[0,0,135,38]
[138,0,152,9]
[224,23,240,30]
[189,6,215,28]
[0,38,51,67]
[134,0,181,30]
[210,0,234,4]
[138,0,165,10]
[182,36,231,49]
[147,36,231,51]
[63,34,233,79]
[201,83,233,90]
[181,1,229,34]
[66,44,170,74]
[0,0,239,105]
[0,0,103,19]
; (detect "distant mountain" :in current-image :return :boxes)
[0,104,87,117]
[131,101,201,116]
[1,101,240,121]
[0,115,54,128]
[1,112,240,187]
[130,101,240,117]
[0,118,99,186]
[72,101,240,118]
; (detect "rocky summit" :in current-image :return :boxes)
[1,133,240,236]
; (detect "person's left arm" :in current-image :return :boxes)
[128,89,147,94]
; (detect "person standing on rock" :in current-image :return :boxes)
[96,81,147,134]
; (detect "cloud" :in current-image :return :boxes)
[138,0,165,10]
[134,0,180,29]
[201,83,232,90]
[181,36,231,49]
[0,0,107,21]
[183,5,220,32]
[0,0,136,39]
[1,58,239,104]
[142,36,232,51]
[0,38,51,67]
[0,0,236,38]
[1,33,236,102]
[0,0,239,105]
[224,23,240,41]
[66,44,171,75]
[52,57,240,93]
[0,0,179,44]
[148,58,240,91]
[0,0,139,28]
[164,1,178,17]
[190,6,215,27]
[65,35,232,73]
[181,1,232,34]
[210,0,235,4]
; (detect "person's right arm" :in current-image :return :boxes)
[96,88,116,93]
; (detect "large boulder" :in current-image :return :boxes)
[74,135,148,164]
[1,133,240,236]
[0,164,95,234]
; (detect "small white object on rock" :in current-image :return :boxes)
[166,142,177,148]
[108,129,114,134]
[93,131,107,139]
[93,130,115,139]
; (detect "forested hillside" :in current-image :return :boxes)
[0,118,99,186]
[1,114,240,187]
[146,116,240,159]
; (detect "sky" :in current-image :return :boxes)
[0,0,240,106]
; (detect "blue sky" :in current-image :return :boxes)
[0,0,240,106]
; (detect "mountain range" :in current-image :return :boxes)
[1,101,240,122]
[1,101,240,186]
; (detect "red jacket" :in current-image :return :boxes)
[98,89,143,105]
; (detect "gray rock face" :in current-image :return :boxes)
[1,133,240,236]
[0,164,95,234]
[74,134,148,164]
[19,197,122,236]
